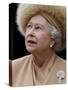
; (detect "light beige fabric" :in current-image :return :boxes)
[12,54,66,86]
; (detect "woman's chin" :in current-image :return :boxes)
[26,46,37,53]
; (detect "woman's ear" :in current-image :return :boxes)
[50,37,55,47]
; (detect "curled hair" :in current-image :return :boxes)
[47,22,62,51]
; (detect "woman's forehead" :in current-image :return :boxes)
[28,15,48,25]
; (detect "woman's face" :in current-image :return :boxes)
[25,15,52,53]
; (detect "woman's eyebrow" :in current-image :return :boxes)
[36,23,44,26]
[28,22,44,27]
[27,22,32,25]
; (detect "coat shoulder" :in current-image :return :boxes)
[55,56,66,69]
[12,55,31,71]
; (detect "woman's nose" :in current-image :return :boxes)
[27,26,35,36]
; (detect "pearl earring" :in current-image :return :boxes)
[50,41,55,48]
[50,44,53,48]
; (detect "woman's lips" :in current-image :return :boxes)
[27,40,37,44]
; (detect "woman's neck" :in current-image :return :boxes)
[32,49,55,68]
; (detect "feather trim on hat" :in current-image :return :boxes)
[16,4,66,52]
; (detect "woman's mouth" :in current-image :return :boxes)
[27,40,37,45]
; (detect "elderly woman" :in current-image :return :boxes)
[11,4,66,86]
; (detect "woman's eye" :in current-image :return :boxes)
[27,24,32,28]
[35,26,42,30]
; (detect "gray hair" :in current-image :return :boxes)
[47,22,62,51]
